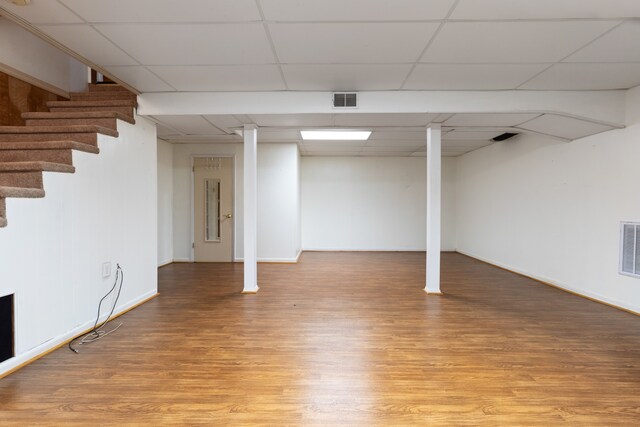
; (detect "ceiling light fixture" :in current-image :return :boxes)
[300,130,371,141]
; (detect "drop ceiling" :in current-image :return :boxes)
[0,0,634,157]
[151,112,617,157]
[1,0,639,92]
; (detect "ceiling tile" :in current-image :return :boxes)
[365,139,425,148]
[257,129,301,141]
[0,1,83,24]
[370,131,425,140]
[451,0,640,19]
[443,140,494,149]
[361,146,417,152]
[359,151,413,157]
[60,0,261,22]
[444,130,503,140]
[249,114,334,127]
[421,21,618,63]
[270,23,439,63]
[334,113,437,127]
[404,64,547,90]
[203,115,245,132]
[303,152,362,156]
[282,64,411,91]
[154,115,225,135]
[517,115,613,140]
[38,25,137,66]
[95,23,274,65]
[261,0,456,21]
[168,134,240,143]
[302,144,364,151]
[566,21,640,63]
[520,63,640,90]
[150,65,286,91]
[156,123,182,138]
[105,66,175,92]
[443,113,541,127]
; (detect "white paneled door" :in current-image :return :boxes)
[194,157,233,262]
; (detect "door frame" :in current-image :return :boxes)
[189,154,237,262]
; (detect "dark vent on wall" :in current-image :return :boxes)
[333,93,358,108]
[0,294,14,363]
[492,132,519,142]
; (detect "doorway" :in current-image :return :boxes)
[193,157,234,262]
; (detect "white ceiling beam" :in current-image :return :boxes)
[138,90,626,126]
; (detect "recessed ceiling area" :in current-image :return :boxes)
[2,0,640,92]
[151,112,618,157]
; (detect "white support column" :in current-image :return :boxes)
[242,124,259,294]
[425,124,442,295]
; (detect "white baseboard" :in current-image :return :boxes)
[0,289,157,377]
[457,249,640,315]
[157,260,173,268]
[172,258,192,263]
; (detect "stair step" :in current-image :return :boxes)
[0,125,117,144]
[0,162,74,192]
[70,92,137,102]
[46,99,136,109]
[0,141,98,167]
[0,125,118,136]
[0,161,75,173]
[88,83,133,93]
[48,105,135,117]
[0,140,100,154]
[0,186,45,198]
[22,111,135,125]
[25,117,120,131]
[0,148,73,165]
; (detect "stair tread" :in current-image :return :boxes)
[0,140,99,154]
[0,186,45,198]
[0,161,75,173]
[70,93,136,99]
[88,83,134,92]
[47,99,136,108]
[0,125,118,137]
[22,111,133,120]
[23,112,135,125]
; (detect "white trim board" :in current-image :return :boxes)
[0,290,157,378]
[457,249,640,316]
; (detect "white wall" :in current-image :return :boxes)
[157,138,173,266]
[455,86,640,314]
[0,115,158,375]
[172,142,301,262]
[0,17,87,94]
[257,143,301,261]
[301,156,457,251]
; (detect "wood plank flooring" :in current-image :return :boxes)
[0,252,639,426]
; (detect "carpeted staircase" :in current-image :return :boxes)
[0,84,137,228]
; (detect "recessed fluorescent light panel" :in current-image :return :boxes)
[300,130,372,141]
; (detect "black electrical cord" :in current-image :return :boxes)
[68,264,124,353]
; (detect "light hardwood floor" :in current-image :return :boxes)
[0,252,639,426]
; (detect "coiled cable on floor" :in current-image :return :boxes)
[68,264,124,353]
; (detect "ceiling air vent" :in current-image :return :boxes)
[333,92,358,108]
[492,132,519,142]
